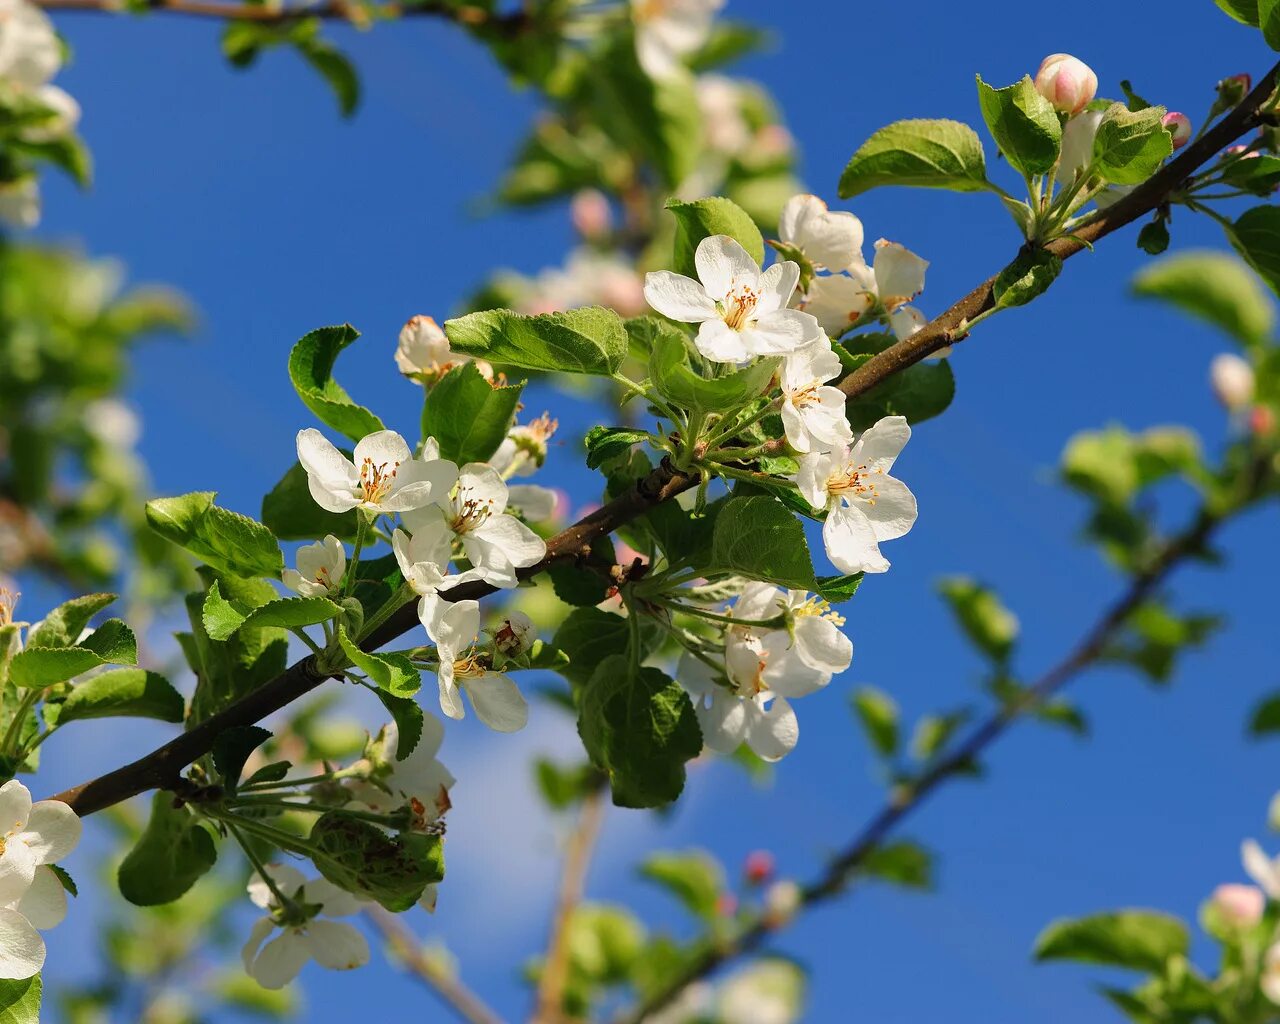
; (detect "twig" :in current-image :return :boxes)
[618,456,1272,1023]
[366,905,507,1024]
[533,786,607,1024]
[46,61,1280,819]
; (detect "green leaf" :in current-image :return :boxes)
[554,608,657,689]
[862,840,933,889]
[648,322,779,416]
[47,864,76,897]
[287,324,385,442]
[851,686,899,758]
[577,656,703,808]
[1034,910,1190,972]
[814,573,863,603]
[1216,0,1259,24]
[243,761,291,788]
[375,690,424,761]
[26,593,115,649]
[310,812,444,912]
[585,426,652,471]
[212,725,272,791]
[1136,218,1170,255]
[841,332,955,431]
[337,627,420,698]
[1092,103,1173,185]
[1225,205,1280,300]
[937,577,1019,662]
[262,461,359,542]
[535,759,602,810]
[1222,153,1280,195]
[911,709,971,761]
[10,642,123,688]
[298,39,359,116]
[0,975,41,1024]
[118,792,218,905]
[79,619,138,665]
[639,849,725,920]
[423,362,524,465]
[1119,80,1154,112]
[839,118,990,198]
[976,75,1062,176]
[146,492,284,580]
[1131,250,1273,347]
[445,307,627,376]
[664,197,764,278]
[709,496,818,590]
[204,588,341,643]
[58,668,184,725]
[993,248,1062,310]
[1249,693,1280,736]
[1261,0,1280,45]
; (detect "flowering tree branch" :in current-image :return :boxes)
[45,59,1280,822]
[619,450,1275,1023]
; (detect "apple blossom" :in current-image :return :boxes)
[401,464,546,590]
[644,235,824,363]
[0,0,61,90]
[421,595,528,731]
[395,315,489,384]
[1162,112,1192,149]
[795,415,918,574]
[346,716,454,832]
[1057,108,1104,184]
[0,780,82,980]
[1209,883,1264,927]
[296,428,457,515]
[570,189,612,240]
[282,534,346,598]
[779,343,854,454]
[1034,53,1097,115]
[505,484,560,522]
[630,0,723,80]
[696,75,751,157]
[492,413,558,478]
[778,194,863,272]
[1243,839,1280,898]
[1210,353,1255,410]
[799,238,929,337]
[241,864,369,989]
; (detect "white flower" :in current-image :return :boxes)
[347,716,454,831]
[697,75,751,157]
[1058,108,1103,184]
[296,428,457,516]
[282,535,346,598]
[795,416,918,574]
[402,464,546,590]
[22,84,79,143]
[798,239,928,337]
[395,315,488,384]
[491,413,558,478]
[865,239,929,312]
[778,194,863,272]
[0,179,38,230]
[0,781,81,980]
[421,596,528,732]
[1264,943,1280,1005]
[631,0,723,80]
[644,235,824,363]
[1034,53,1097,116]
[241,864,369,990]
[83,398,141,449]
[0,0,61,89]
[1243,839,1280,898]
[506,485,559,522]
[779,343,853,454]
[1210,353,1255,411]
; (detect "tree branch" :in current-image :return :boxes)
[33,0,526,30]
[47,61,1280,819]
[365,905,506,1024]
[619,453,1273,1023]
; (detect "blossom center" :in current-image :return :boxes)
[793,595,845,627]
[358,458,400,504]
[453,652,488,679]
[0,588,15,628]
[826,461,883,504]
[720,283,760,331]
[449,491,494,534]
[790,381,821,408]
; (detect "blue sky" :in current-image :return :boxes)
[22,0,1280,1020]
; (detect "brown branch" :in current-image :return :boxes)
[47,61,1280,819]
[532,785,607,1024]
[838,61,1280,401]
[620,453,1274,1024]
[366,905,507,1024]
[33,0,525,29]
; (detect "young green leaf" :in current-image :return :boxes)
[1216,0,1259,24]
[1034,910,1190,972]
[26,593,115,649]
[1131,250,1274,347]
[1091,103,1172,185]
[937,577,1019,662]
[993,249,1062,310]
[1225,205,1280,300]
[851,686,899,758]
[337,627,420,698]
[584,426,652,471]
[375,690,424,761]
[861,840,933,889]
[422,362,524,465]
[839,118,990,198]
[146,492,284,580]
[649,325,778,416]
[665,196,765,278]
[976,75,1062,176]
[0,975,41,1024]
[709,496,818,591]
[288,324,386,442]
[212,724,273,791]
[445,307,627,376]
[58,668,184,725]
[639,849,726,920]
[841,333,955,432]
[118,793,218,906]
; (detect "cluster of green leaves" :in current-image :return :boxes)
[0,78,90,204]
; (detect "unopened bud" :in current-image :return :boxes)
[1210,353,1255,410]
[493,611,535,655]
[762,880,802,927]
[570,189,612,241]
[1219,73,1252,107]
[744,850,775,886]
[1226,144,1250,157]
[1210,883,1264,927]
[716,892,738,917]
[1034,53,1098,115]
[1252,405,1277,437]
[1162,112,1192,150]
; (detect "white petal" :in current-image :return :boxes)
[745,697,799,762]
[464,673,529,732]
[474,514,546,569]
[643,271,717,323]
[695,235,759,301]
[889,305,927,341]
[281,568,307,596]
[426,598,481,653]
[823,504,889,575]
[0,783,32,834]
[696,692,748,753]
[743,309,824,355]
[506,484,557,522]
[780,402,811,453]
[241,917,276,973]
[694,319,750,363]
[677,652,720,696]
[755,260,800,315]
[850,415,911,474]
[14,866,65,930]
[307,472,359,514]
[782,342,842,389]
[437,672,465,720]
[305,919,370,971]
[734,582,783,623]
[794,451,834,512]
[759,634,830,698]
[0,842,35,906]
[802,273,874,335]
[248,863,307,909]
[22,799,82,864]
[873,240,928,311]
[251,930,311,989]
[352,430,412,469]
[779,194,863,270]
[296,429,356,492]
[858,474,917,542]
[301,877,362,917]
[0,909,44,979]
[793,615,853,674]
[378,457,457,513]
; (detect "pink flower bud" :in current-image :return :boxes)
[1252,405,1277,436]
[1219,73,1252,106]
[1210,353,1255,410]
[570,189,612,240]
[1034,54,1098,115]
[1163,112,1192,149]
[1211,883,1265,926]
[744,850,775,886]
[1227,144,1249,156]
[715,892,738,917]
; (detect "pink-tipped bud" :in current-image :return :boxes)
[762,880,802,928]
[1163,112,1192,149]
[715,892,738,918]
[571,189,612,241]
[1227,144,1250,156]
[1219,73,1252,106]
[1034,53,1098,115]
[1211,883,1265,927]
[1252,405,1277,437]
[744,850,775,886]
[1210,353,1256,410]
